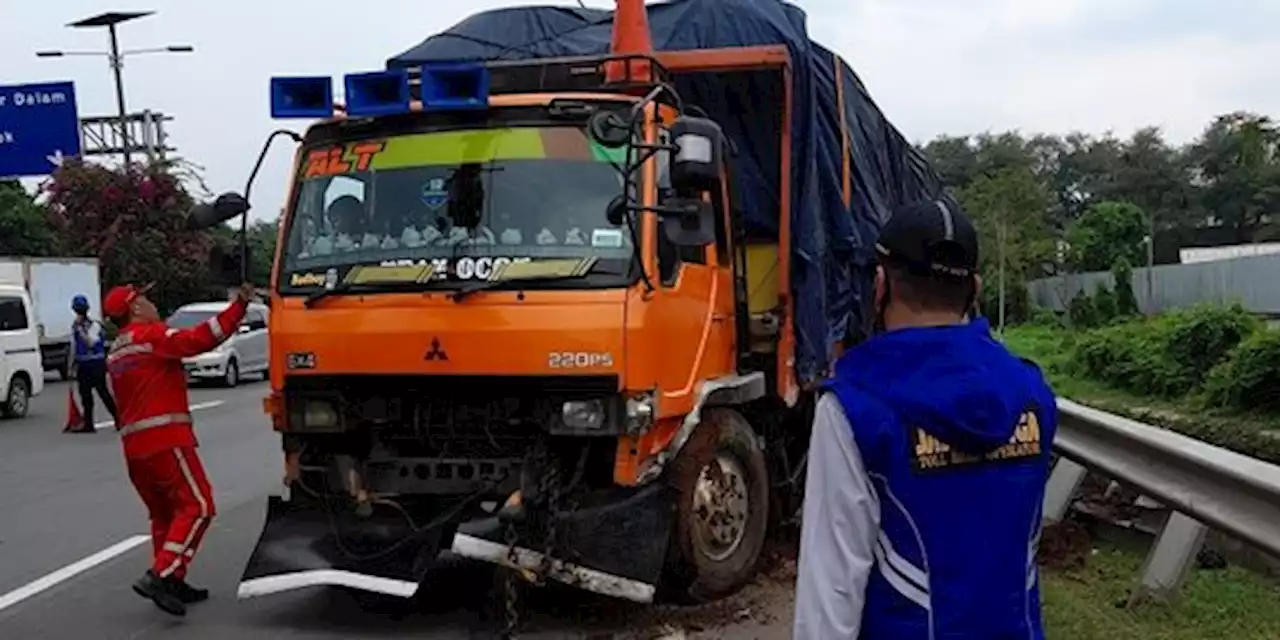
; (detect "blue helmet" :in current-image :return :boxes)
[71,294,90,312]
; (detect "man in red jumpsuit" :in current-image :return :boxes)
[103,281,252,617]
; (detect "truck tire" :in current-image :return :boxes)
[3,375,31,419]
[663,407,769,603]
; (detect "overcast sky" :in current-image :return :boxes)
[6,0,1278,219]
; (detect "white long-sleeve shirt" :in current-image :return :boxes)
[793,393,881,639]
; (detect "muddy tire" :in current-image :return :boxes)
[663,407,769,603]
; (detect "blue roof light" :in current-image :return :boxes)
[419,63,489,111]
[344,70,411,118]
[269,76,334,119]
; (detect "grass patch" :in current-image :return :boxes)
[1041,540,1280,639]
[1001,325,1280,464]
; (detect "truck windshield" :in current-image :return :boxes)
[279,126,635,290]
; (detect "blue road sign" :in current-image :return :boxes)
[0,81,82,178]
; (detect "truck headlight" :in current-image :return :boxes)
[562,400,605,430]
[301,399,340,431]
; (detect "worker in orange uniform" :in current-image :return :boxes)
[103,281,252,617]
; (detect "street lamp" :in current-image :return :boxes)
[35,11,193,169]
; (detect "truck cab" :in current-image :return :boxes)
[230,53,782,606]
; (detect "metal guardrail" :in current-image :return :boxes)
[1043,398,1280,600]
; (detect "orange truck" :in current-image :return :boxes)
[196,0,949,611]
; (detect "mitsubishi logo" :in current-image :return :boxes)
[424,337,449,361]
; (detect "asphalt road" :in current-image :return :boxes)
[0,376,791,639]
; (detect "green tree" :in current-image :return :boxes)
[1092,283,1118,324]
[1112,257,1139,316]
[1109,128,1193,232]
[0,181,61,256]
[43,160,215,315]
[958,167,1055,328]
[1050,133,1121,223]
[1185,112,1280,243]
[1065,201,1148,272]
[920,135,979,191]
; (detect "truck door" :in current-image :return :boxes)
[650,186,736,406]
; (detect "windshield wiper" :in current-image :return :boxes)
[303,280,430,308]
[303,282,355,308]
[451,274,591,303]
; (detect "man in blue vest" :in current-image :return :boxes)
[70,294,118,433]
[793,198,1057,639]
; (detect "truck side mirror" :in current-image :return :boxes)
[606,195,629,226]
[669,116,724,195]
[587,110,633,149]
[662,198,715,248]
[188,192,251,230]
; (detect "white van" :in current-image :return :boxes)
[167,301,270,387]
[0,284,45,418]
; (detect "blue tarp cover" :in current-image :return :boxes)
[388,0,951,383]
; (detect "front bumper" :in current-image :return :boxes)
[238,493,444,599]
[450,482,675,602]
[237,482,675,602]
[182,352,228,379]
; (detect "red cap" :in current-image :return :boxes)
[102,282,153,320]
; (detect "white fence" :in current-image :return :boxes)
[1027,252,1280,317]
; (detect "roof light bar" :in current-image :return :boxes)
[418,63,489,111]
[344,70,411,117]
[269,76,334,119]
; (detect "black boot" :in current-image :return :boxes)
[170,577,209,604]
[132,570,186,616]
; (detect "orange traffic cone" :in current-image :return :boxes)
[64,386,87,433]
[605,0,655,86]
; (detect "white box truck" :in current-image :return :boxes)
[0,257,103,380]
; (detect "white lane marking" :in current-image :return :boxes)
[94,400,226,430]
[0,535,151,612]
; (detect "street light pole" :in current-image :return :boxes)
[107,23,131,168]
[35,11,192,170]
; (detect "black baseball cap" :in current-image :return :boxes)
[875,198,980,278]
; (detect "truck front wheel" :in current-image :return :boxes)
[664,407,769,603]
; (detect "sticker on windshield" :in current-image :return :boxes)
[493,257,596,280]
[378,256,535,281]
[302,140,387,179]
[592,229,624,248]
[421,178,448,210]
[343,264,436,285]
[290,271,328,287]
[289,268,339,288]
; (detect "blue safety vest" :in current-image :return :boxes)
[824,318,1056,639]
[72,319,107,363]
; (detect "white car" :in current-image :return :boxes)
[0,284,45,418]
[168,301,270,387]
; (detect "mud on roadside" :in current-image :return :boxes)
[508,539,800,639]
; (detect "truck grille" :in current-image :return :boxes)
[284,374,619,459]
